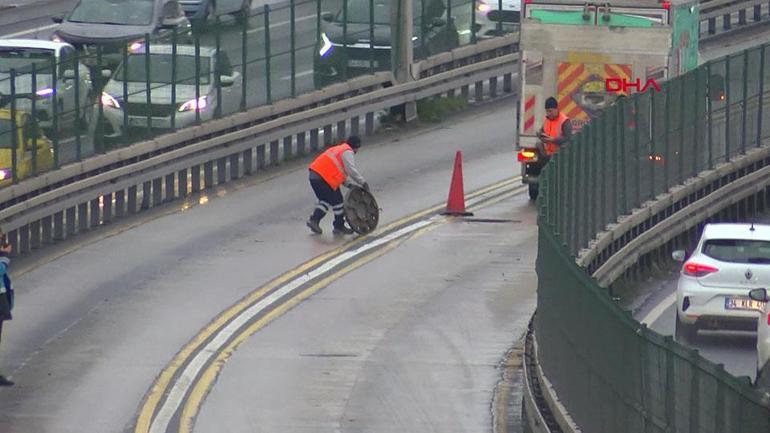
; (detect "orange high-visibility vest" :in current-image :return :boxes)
[542,112,570,156]
[309,143,352,190]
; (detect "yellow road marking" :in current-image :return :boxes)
[135,176,521,433]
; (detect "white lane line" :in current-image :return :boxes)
[280,69,314,80]
[148,217,436,433]
[0,23,58,39]
[640,292,676,325]
[246,13,316,34]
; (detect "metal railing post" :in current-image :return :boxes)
[370,0,375,72]
[171,29,177,129]
[472,0,478,44]
[707,62,714,169]
[122,44,129,146]
[290,0,296,97]
[96,45,105,153]
[144,33,152,136]
[757,48,765,150]
[195,30,202,124]
[725,58,731,161]
[31,64,38,176]
[215,16,223,118]
[241,9,248,111]
[342,0,348,81]
[264,5,272,104]
[74,50,82,160]
[742,50,748,153]
[50,57,59,167]
[9,70,17,184]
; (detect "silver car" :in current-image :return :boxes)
[0,40,92,134]
[100,45,241,137]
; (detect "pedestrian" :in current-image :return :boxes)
[0,235,13,387]
[536,96,572,158]
[307,135,369,235]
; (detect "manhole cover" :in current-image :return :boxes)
[344,186,379,235]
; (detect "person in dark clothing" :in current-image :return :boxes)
[307,135,369,235]
[0,239,14,387]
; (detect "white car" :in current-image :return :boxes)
[0,40,92,134]
[476,0,520,38]
[100,44,241,138]
[672,223,770,344]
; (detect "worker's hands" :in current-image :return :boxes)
[362,182,370,192]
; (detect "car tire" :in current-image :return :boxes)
[528,183,538,201]
[675,313,697,344]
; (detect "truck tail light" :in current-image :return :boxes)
[683,262,718,277]
[518,150,537,162]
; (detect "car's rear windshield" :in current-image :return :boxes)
[0,48,55,74]
[113,54,210,85]
[702,239,770,264]
[68,0,154,26]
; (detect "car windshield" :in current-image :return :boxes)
[0,48,55,74]
[68,0,155,26]
[344,0,430,24]
[0,119,15,149]
[703,239,770,263]
[113,54,210,85]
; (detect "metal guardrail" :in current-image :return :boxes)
[700,0,770,39]
[0,35,518,256]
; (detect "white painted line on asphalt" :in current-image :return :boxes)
[246,13,316,34]
[148,217,436,433]
[280,69,314,80]
[0,23,58,39]
[640,292,676,325]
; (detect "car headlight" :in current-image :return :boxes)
[319,32,333,57]
[36,88,55,98]
[0,169,12,181]
[178,96,207,112]
[477,1,492,12]
[128,40,145,54]
[100,92,121,109]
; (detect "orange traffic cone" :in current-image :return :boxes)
[443,151,474,216]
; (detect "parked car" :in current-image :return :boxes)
[51,0,191,71]
[0,109,55,185]
[672,223,770,343]
[178,0,251,23]
[100,45,241,137]
[0,40,92,135]
[314,0,461,88]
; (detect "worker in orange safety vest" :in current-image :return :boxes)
[306,135,369,235]
[537,97,572,157]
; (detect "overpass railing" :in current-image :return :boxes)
[534,41,770,432]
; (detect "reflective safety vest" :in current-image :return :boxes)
[309,143,352,190]
[542,112,570,156]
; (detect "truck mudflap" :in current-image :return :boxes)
[344,186,380,235]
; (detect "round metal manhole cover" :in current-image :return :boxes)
[344,187,379,235]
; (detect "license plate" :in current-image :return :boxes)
[348,59,376,68]
[724,296,766,310]
[128,117,166,128]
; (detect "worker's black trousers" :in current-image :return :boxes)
[309,170,345,227]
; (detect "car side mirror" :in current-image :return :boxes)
[750,288,769,303]
[219,75,234,87]
[52,14,64,24]
[63,69,76,80]
[431,17,446,27]
[321,11,334,22]
[672,250,687,262]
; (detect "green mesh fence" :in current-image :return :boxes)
[536,43,770,432]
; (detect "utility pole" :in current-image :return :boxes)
[390,0,417,122]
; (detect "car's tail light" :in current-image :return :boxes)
[683,262,718,277]
[518,150,537,162]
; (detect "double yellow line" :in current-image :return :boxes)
[134,176,523,433]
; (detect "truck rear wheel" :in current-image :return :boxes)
[528,184,538,201]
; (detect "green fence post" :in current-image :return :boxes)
[472,0,478,44]
[9,70,17,184]
[31,64,38,176]
[618,99,627,214]
[447,0,452,30]
[498,0,503,34]
[50,57,59,167]
[290,0,296,97]
[215,16,223,118]
[144,33,152,136]
[171,29,177,129]
[96,45,105,153]
[664,84,670,191]
[758,47,765,150]
[74,50,82,160]
[633,95,640,206]
[649,92,655,200]
[694,69,702,177]
[241,11,248,111]
[742,50,748,154]
[264,5,272,104]
[122,44,129,146]
[584,126,592,247]
[369,0,375,72]
[601,112,608,231]
[570,141,578,253]
[342,0,348,81]
[707,62,714,169]
[725,58,731,161]
[679,79,685,183]
[195,30,202,123]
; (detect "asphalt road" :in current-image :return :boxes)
[0,97,535,433]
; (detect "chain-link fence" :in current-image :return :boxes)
[0,0,516,189]
[536,43,770,433]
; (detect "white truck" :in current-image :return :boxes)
[515,0,701,200]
